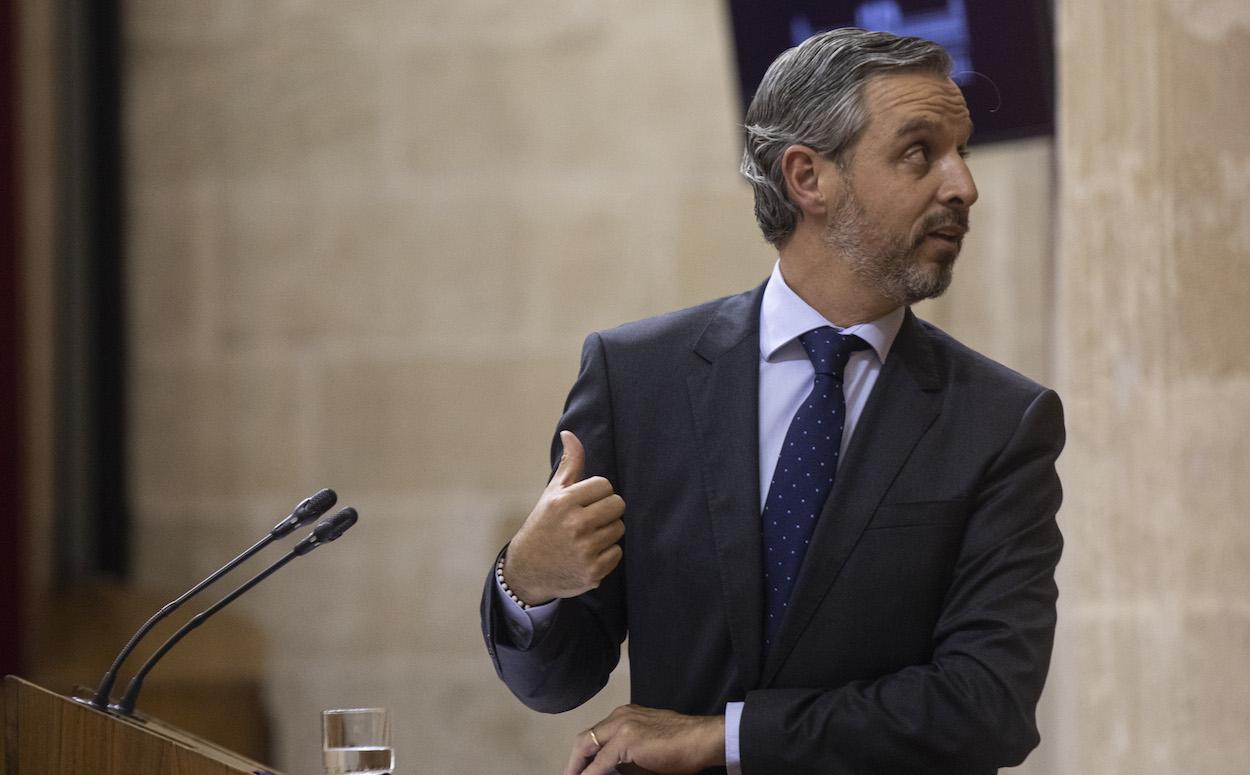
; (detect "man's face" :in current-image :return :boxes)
[821,71,978,306]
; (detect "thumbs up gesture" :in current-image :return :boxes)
[502,431,626,605]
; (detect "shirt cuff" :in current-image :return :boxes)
[493,574,559,649]
[724,701,743,775]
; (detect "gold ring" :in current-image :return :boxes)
[589,727,601,749]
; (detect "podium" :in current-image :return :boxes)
[2,675,285,775]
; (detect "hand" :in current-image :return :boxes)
[565,705,725,775]
[503,430,626,604]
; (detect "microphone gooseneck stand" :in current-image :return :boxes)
[87,488,338,709]
[114,507,359,716]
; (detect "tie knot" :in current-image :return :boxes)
[798,327,870,376]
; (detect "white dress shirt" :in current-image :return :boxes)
[496,261,904,772]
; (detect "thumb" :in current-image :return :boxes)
[553,430,586,487]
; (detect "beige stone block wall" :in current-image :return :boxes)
[122,2,1056,772]
[1045,2,1250,773]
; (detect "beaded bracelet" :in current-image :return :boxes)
[496,555,533,610]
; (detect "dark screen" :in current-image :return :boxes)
[727,0,1054,143]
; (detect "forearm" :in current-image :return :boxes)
[481,555,625,714]
[740,655,1044,773]
[482,331,629,712]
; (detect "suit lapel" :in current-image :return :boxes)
[686,284,766,692]
[762,309,944,685]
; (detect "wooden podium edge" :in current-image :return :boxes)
[2,676,12,775]
[3,675,285,775]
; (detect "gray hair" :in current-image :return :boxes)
[740,28,952,246]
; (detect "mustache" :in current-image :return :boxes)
[918,209,970,235]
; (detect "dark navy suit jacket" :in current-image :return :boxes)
[482,282,1064,774]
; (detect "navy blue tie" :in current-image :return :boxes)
[762,327,869,649]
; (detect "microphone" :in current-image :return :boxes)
[88,488,337,709]
[115,507,359,715]
[294,506,358,554]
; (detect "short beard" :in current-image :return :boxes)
[822,179,959,307]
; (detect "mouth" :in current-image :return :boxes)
[914,209,970,256]
[925,231,963,246]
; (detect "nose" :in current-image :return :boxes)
[939,155,978,210]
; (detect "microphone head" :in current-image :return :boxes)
[314,507,358,544]
[272,488,337,537]
[293,507,358,556]
[298,488,338,522]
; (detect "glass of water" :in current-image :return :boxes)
[322,707,394,775]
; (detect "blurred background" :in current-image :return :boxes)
[3,1,1248,773]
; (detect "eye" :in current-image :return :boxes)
[958,147,972,160]
[904,144,929,164]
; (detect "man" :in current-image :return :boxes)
[481,28,1064,775]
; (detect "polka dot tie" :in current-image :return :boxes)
[762,327,869,651]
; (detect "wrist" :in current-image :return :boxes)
[698,714,727,767]
[499,549,553,607]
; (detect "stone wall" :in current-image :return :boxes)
[1042,1,1250,773]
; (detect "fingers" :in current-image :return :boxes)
[553,430,586,487]
[551,431,623,519]
[563,476,618,507]
[592,516,626,547]
[579,516,624,578]
[569,709,628,775]
[591,543,624,581]
[545,485,622,539]
[582,747,623,775]
[552,433,621,509]
[565,705,723,775]
[578,489,625,527]
[516,429,625,601]
[578,716,647,775]
[564,728,603,775]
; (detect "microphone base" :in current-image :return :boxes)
[68,685,135,718]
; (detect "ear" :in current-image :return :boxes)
[781,144,839,218]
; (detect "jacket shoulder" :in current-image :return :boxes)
[915,316,1055,400]
[595,284,762,357]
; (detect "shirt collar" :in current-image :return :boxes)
[759,260,905,364]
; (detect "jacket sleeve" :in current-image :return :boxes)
[480,332,627,713]
[740,389,1065,774]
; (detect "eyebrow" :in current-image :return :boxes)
[895,117,940,137]
[895,117,975,143]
